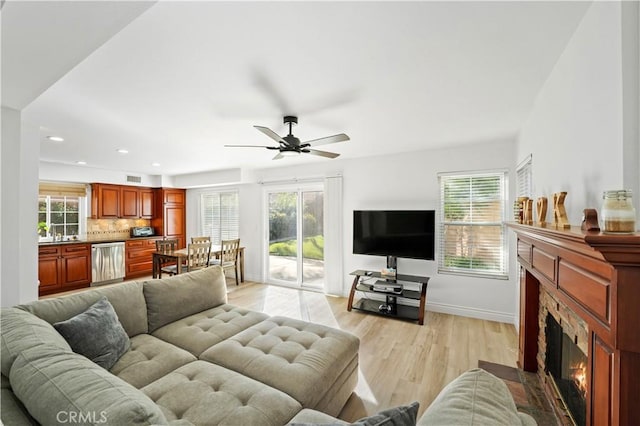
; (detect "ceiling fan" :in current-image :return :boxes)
[225,116,349,160]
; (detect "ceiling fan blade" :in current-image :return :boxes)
[254,126,286,144]
[303,133,350,147]
[250,67,292,114]
[224,144,277,148]
[272,152,284,160]
[307,149,340,159]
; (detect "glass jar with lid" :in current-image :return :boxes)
[601,190,636,233]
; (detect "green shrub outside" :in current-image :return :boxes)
[445,256,492,270]
[269,235,324,260]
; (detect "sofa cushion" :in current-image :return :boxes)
[53,297,130,370]
[288,403,419,426]
[152,304,269,356]
[10,346,168,425]
[1,374,37,426]
[418,368,533,426]
[111,334,196,389]
[18,280,148,337]
[287,408,347,424]
[1,387,37,426]
[143,266,227,333]
[0,308,71,376]
[142,360,302,426]
[352,402,419,426]
[200,316,360,409]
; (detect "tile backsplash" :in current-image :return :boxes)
[86,218,151,241]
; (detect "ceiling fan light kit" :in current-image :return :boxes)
[225,116,349,160]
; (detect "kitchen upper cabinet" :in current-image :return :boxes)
[92,184,156,219]
[140,188,154,219]
[120,186,140,218]
[92,184,120,218]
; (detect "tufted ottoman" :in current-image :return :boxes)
[111,334,196,388]
[200,316,359,416]
[152,305,269,357]
[142,360,302,425]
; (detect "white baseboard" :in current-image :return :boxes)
[426,301,515,324]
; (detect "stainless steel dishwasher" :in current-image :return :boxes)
[91,242,125,286]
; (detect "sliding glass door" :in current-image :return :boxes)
[265,184,324,289]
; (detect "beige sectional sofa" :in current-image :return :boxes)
[1,266,359,425]
[2,265,537,426]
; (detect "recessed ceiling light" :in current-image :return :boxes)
[117,149,129,154]
[76,160,87,165]
[47,136,64,142]
[151,162,161,167]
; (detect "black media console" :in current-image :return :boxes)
[347,270,430,325]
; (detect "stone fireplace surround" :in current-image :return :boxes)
[539,286,588,425]
[508,223,640,426]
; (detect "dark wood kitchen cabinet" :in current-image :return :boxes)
[91,183,120,218]
[92,184,156,219]
[140,188,154,219]
[125,237,162,279]
[38,243,91,296]
[152,188,186,248]
[120,186,140,218]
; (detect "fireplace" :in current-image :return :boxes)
[545,314,587,426]
[509,222,640,425]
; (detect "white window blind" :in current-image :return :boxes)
[516,155,532,198]
[438,170,508,279]
[201,191,239,245]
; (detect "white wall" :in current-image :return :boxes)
[1,107,40,306]
[621,1,640,214]
[39,161,164,188]
[173,168,241,188]
[212,138,518,323]
[518,2,636,224]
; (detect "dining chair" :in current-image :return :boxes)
[210,238,240,285]
[156,238,178,252]
[161,242,211,276]
[191,236,211,244]
[156,238,180,276]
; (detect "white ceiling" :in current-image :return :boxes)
[4,1,591,176]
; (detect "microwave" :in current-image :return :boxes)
[130,226,155,237]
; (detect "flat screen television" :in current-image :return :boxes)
[353,210,435,261]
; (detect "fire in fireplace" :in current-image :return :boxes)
[545,314,587,426]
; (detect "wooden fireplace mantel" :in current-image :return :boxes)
[508,223,640,426]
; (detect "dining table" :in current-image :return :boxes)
[152,245,245,281]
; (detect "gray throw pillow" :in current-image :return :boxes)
[352,402,419,426]
[289,402,420,426]
[53,297,130,370]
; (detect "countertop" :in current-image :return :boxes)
[39,236,161,246]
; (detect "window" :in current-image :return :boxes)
[201,191,239,245]
[38,196,83,239]
[516,155,533,198]
[438,170,508,279]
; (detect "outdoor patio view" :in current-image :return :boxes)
[268,190,324,287]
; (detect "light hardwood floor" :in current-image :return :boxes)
[43,278,519,421]
[226,281,519,422]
